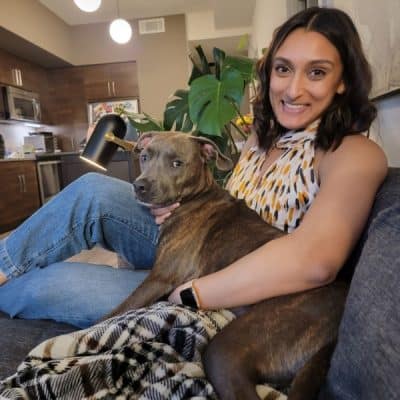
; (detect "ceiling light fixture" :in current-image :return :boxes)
[73,0,101,13]
[109,0,132,44]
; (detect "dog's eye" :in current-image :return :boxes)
[172,160,183,168]
[140,154,148,163]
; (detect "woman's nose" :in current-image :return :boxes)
[285,73,305,100]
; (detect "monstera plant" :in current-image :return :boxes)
[118,45,255,181]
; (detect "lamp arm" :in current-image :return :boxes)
[104,131,136,151]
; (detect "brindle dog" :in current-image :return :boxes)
[106,131,348,400]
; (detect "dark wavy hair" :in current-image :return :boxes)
[252,7,376,151]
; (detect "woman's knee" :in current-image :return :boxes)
[0,263,148,328]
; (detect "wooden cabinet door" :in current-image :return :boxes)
[82,62,139,101]
[0,49,16,86]
[107,62,139,99]
[82,64,110,101]
[17,60,44,93]
[20,161,41,218]
[0,161,40,233]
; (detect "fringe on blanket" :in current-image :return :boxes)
[0,302,287,400]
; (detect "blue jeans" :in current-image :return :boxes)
[0,173,160,328]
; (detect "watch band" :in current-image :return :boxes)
[180,287,198,309]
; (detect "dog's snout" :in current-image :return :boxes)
[133,179,148,195]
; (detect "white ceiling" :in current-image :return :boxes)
[39,0,255,30]
[38,0,256,58]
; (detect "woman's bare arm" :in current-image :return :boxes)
[169,135,388,308]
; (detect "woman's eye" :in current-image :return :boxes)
[172,160,183,168]
[274,64,290,75]
[309,69,326,79]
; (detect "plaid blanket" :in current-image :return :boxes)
[0,302,286,400]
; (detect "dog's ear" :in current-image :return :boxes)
[136,132,158,151]
[190,136,233,171]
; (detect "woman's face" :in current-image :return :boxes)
[269,28,345,131]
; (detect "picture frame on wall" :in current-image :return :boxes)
[87,98,139,126]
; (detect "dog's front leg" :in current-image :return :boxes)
[100,277,175,321]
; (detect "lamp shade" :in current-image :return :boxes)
[80,114,127,170]
[73,0,101,12]
[109,18,132,44]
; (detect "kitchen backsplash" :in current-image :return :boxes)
[0,122,54,156]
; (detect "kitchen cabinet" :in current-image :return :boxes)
[0,48,51,124]
[0,48,45,93]
[82,62,139,101]
[60,151,140,188]
[0,161,41,233]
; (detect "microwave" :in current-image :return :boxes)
[1,85,41,123]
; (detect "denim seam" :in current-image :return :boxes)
[0,238,23,279]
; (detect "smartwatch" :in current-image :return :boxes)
[179,287,199,309]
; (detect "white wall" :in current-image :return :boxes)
[249,0,287,58]
[371,95,400,167]
[186,10,250,41]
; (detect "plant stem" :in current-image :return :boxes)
[231,102,249,128]
[230,121,248,140]
[224,125,239,156]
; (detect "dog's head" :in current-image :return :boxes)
[133,131,232,207]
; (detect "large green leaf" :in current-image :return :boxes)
[189,68,245,136]
[223,55,255,84]
[163,89,193,132]
[126,112,163,133]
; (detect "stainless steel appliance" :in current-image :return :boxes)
[36,160,62,204]
[0,85,41,123]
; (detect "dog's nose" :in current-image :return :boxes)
[133,179,148,195]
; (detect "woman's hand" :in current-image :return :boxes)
[168,280,192,304]
[150,203,180,225]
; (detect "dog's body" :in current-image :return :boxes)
[107,131,348,400]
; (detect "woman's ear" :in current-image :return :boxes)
[337,80,346,95]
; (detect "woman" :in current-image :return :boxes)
[0,6,388,398]
[0,6,386,325]
[0,7,386,340]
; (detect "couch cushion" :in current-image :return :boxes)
[0,312,75,379]
[339,167,400,281]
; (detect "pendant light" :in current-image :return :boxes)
[109,0,132,44]
[73,0,101,13]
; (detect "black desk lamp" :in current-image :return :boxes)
[80,114,136,170]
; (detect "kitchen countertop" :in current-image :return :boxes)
[0,151,80,162]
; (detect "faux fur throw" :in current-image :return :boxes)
[0,302,286,400]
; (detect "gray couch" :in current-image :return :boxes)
[1,168,399,397]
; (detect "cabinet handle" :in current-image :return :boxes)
[21,174,27,192]
[107,81,111,96]
[17,175,23,192]
[112,81,116,96]
[14,69,22,86]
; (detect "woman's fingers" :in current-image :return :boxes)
[151,203,180,224]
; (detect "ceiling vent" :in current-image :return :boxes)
[139,18,165,35]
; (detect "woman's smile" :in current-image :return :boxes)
[281,100,310,113]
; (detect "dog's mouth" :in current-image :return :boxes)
[134,194,181,209]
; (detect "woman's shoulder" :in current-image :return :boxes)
[321,134,387,177]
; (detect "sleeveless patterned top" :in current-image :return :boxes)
[226,120,320,233]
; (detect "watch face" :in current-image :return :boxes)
[180,287,198,309]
